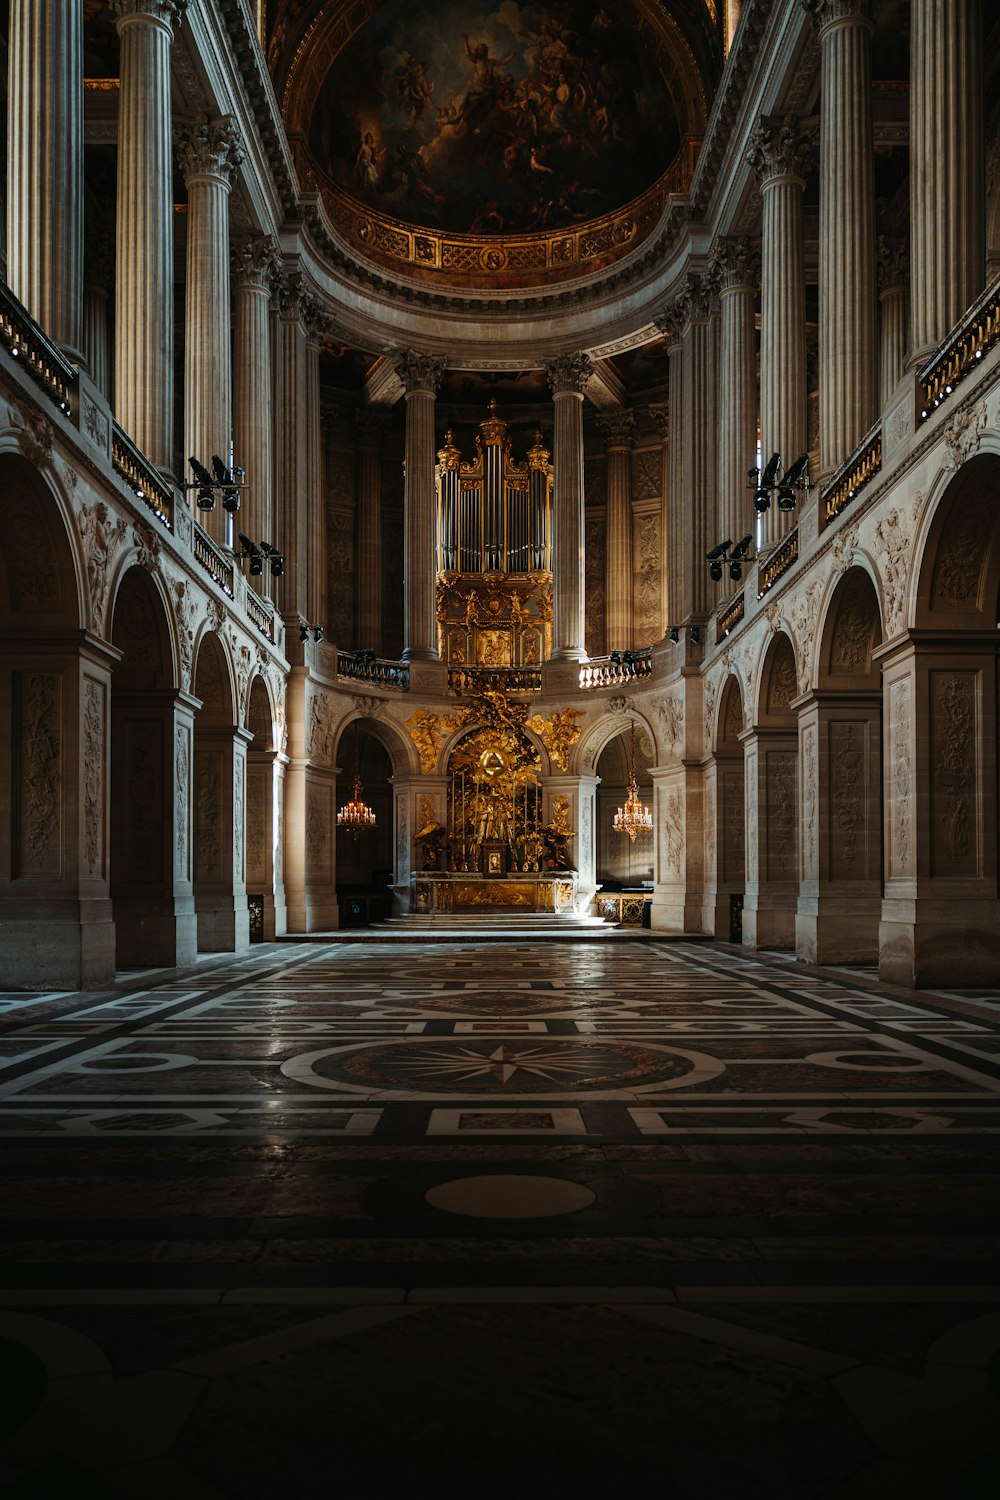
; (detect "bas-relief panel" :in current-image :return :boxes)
[247,767,270,886]
[82,678,105,880]
[195,750,223,885]
[125,720,164,882]
[307,782,334,886]
[632,509,660,645]
[829,720,869,883]
[584,514,606,658]
[930,671,978,878]
[308,0,681,236]
[765,749,797,882]
[721,769,745,886]
[15,671,63,880]
[328,506,355,644]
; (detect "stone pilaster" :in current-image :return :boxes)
[232,236,278,592]
[394,353,445,662]
[178,116,244,541]
[747,113,813,544]
[741,726,799,950]
[654,311,686,628]
[658,276,716,625]
[82,229,114,399]
[877,236,909,407]
[712,236,759,556]
[647,400,670,637]
[596,409,638,652]
[910,0,984,364]
[274,273,309,626]
[303,299,325,630]
[805,0,876,476]
[192,725,251,953]
[6,0,84,357]
[545,354,593,662]
[355,407,392,654]
[113,0,187,473]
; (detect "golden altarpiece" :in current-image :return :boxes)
[407,405,581,915]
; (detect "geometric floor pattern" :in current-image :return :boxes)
[1,939,999,1496]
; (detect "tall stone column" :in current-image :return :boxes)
[713,236,760,554]
[647,401,670,637]
[178,116,243,541]
[805,0,876,476]
[877,236,909,407]
[662,276,716,625]
[6,0,83,357]
[910,0,984,364]
[741,727,799,949]
[748,114,813,544]
[597,410,638,652]
[356,407,391,654]
[545,354,592,662]
[113,0,187,473]
[82,230,114,399]
[274,273,309,627]
[192,724,251,953]
[304,313,325,630]
[654,316,686,630]
[394,353,445,662]
[232,236,277,592]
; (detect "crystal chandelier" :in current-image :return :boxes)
[337,736,376,840]
[613,724,652,843]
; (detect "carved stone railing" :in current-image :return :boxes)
[447,665,541,696]
[579,649,653,690]
[918,273,1000,421]
[757,528,799,599]
[337,652,410,691]
[245,587,275,641]
[822,424,882,523]
[111,422,174,530]
[717,590,746,638]
[0,279,74,414]
[192,521,235,597]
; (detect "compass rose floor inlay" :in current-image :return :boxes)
[1,937,999,1494]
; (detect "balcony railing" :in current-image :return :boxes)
[245,587,275,642]
[757,528,799,598]
[579,648,653,690]
[192,522,235,597]
[0,280,73,414]
[111,422,174,530]
[337,652,410,690]
[717,590,745,638]
[918,273,1000,421]
[447,665,540,696]
[822,425,882,523]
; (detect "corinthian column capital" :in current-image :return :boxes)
[711,235,761,293]
[596,409,638,450]
[176,115,244,185]
[747,113,816,186]
[545,352,594,396]
[112,0,188,28]
[876,235,910,296]
[232,234,279,289]
[647,400,670,438]
[391,351,445,396]
[801,0,874,33]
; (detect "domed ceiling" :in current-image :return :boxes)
[272,1,720,289]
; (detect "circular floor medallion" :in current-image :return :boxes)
[425,1174,595,1220]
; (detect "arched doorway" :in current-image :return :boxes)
[705,676,745,941]
[246,676,285,941]
[595,724,654,908]
[744,632,799,949]
[109,565,195,968]
[192,632,248,953]
[796,567,883,964]
[0,455,114,987]
[880,453,1000,984]
[335,719,395,925]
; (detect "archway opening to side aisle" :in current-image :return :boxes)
[595,726,654,927]
[335,719,395,927]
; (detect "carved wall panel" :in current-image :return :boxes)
[888,678,912,876]
[633,511,661,645]
[82,678,105,879]
[829,721,869,881]
[124,720,163,881]
[663,787,684,880]
[745,748,758,880]
[6,497,61,613]
[234,755,245,886]
[306,781,333,885]
[932,498,992,613]
[632,448,662,502]
[175,725,190,881]
[327,505,355,644]
[930,671,978,876]
[584,513,606,658]
[721,769,745,885]
[194,749,223,883]
[802,724,818,880]
[15,671,62,878]
[247,765,269,886]
[765,749,797,881]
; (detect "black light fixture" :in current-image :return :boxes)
[706,538,733,583]
[186,455,248,514]
[728,533,755,580]
[237,533,263,576]
[299,624,324,643]
[669,626,680,644]
[748,451,809,514]
[259,541,284,577]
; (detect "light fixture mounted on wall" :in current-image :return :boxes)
[299,623,324,643]
[747,452,810,514]
[707,533,755,582]
[237,534,285,578]
[613,722,653,844]
[186,455,247,513]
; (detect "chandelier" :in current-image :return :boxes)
[613,724,652,843]
[337,736,376,840]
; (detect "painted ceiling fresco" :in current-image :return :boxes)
[305,0,682,236]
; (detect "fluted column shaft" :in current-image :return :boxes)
[7,0,83,356]
[276,286,307,623]
[910,0,984,362]
[179,117,242,541]
[682,308,716,622]
[305,331,325,628]
[714,238,759,556]
[665,339,684,628]
[82,286,111,397]
[546,355,592,662]
[877,237,909,407]
[598,411,637,652]
[750,116,811,545]
[356,410,390,654]
[396,355,444,662]
[811,1,876,474]
[232,238,276,594]
[647,402,670,637]
[113,0,184,473]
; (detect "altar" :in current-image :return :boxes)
[411,872,578,915]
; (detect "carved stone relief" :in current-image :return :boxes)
[9,401,54,465]
[890,679,912,876]
[703,677,718,744]
[745,749,758,878]
[790,581,824,691]
[195,754,222,882]
[308,690,336,765]
[942,400,987,471]
[171,580,199,692]
[802,724,817,879]
[7,499,59,611]
[658,693,683,756]
[933,499,992,611]
[831,523,859,576]
[933,673,976,874]
[633,449,662,502]
[767,750,796,880]
[874,508,911,636]
[830,579,875,675]
[634,513,661,644]
[18,671,61,876]
[766,644,797,713]
[830,721,865,879]
[663,789,684,880]
[83,679,104,878]
[175,726,189,878]
[234,756,245,884]
[133,521,162,573]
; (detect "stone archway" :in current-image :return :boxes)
[0,455,116,987]
[192,631,248,953]
[880,453,1000,984]
[595,725,654,897]
[335,718,396,924]
[744,632,799,950]
[704,676,745,941]
[245,676,285,941]
[796,567,883,964]
[109,565,195,968]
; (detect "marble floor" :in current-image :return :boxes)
[0,938,998,1496]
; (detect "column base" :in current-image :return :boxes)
[285,891,340,933]
[649,889,704,936]
[742,897,796,951]
[795,906,879,967]
[879,897,1000,988]
[195,895,251,954]
[0,898,116,990]
[115,892,198,969]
